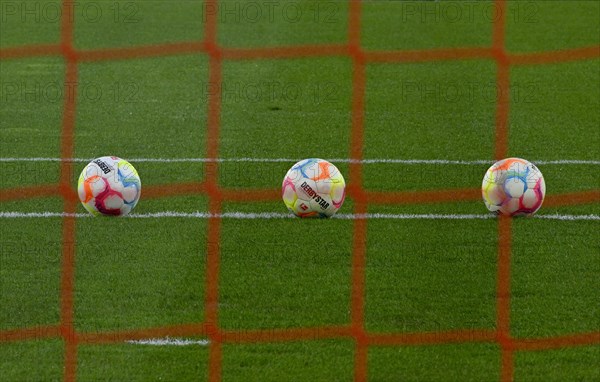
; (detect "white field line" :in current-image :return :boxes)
[0,157,599,165]
[0,211,598,221]
[126,337,210,346]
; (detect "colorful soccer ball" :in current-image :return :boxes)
[482,157,545,216]
[78,156,141,216]
[282,158,346,218]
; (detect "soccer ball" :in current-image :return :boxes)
[482,157,545,216]
[282,158,346,218]
[78,156,141,216]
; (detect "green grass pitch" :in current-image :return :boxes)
[1,1,599,381]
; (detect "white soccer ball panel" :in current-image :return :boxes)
[504,177,526,198]
[103,194,124,210]
[88,176,107,197]
[122,186,139,204]
[521,189,540,209]
[105,174,124,193]
[285,168,302,183]
[117,160,137,177]
[500,198,520,215]
[315,179,332,195]
[83,162,105,180]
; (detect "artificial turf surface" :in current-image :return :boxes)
[1,1,599,381]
